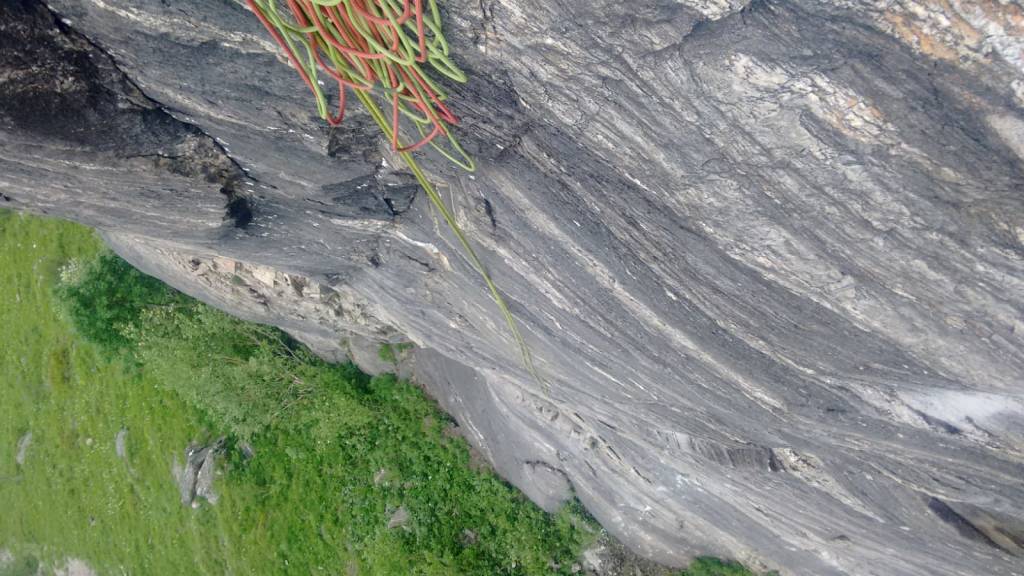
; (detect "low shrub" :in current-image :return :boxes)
[55,253,185,353]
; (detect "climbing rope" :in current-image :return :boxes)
[247,0,542,382]
[247,0,474,171]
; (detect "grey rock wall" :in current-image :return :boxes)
[2,0,1023,574]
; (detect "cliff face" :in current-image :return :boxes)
[3,0,1024,574]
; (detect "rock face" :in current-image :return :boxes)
[3,0,1024,574]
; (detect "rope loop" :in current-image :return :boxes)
[248,0,475,171]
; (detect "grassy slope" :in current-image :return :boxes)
[0,212,228,573]
[0,211,758,576]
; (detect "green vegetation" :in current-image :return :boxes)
[378,341,415,364]
[54,252,187,354]
[0,554,39,576]
[682,558,761,576]
[1,213,209,573]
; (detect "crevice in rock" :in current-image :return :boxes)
[40,0,252,178]
[690,437,779,472]
[400,253,434,271]
[910,408,963,436]
[927,498,1024,556]
[478,197,497,228]
[380,179,418,216]
[5,0,254,228]
[222,186,254,229]
[314,171,418,219]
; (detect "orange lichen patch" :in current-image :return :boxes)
[878,0,1024,68]
[882,11,961,62]
[942,0,985,45]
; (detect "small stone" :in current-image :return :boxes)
[252,265,277,286]
[15,432,32,466]
[195,450,218,505]
[175,438,224,506]
[387,506,409,529]
[238,441,255,460]
[115,428,128,459]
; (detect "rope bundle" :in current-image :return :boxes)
[247,0,540,382]
[247,0,474,170]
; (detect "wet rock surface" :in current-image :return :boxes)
[3,0,1024,574]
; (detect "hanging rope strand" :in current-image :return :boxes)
[247,0,542,383]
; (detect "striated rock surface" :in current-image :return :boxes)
[3,0,1024,574]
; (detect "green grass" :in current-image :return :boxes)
[0,212,227,573]
[0,553,40,576]
[681,558,762,576]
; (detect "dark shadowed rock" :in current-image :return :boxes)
[3,0,1024,574]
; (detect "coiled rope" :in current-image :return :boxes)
[247,0,474,170]
[247,0,541,382]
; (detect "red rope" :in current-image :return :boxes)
[249,0,458,150]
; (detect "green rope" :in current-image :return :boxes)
[353,89,540,382]
[247,0,541,382]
